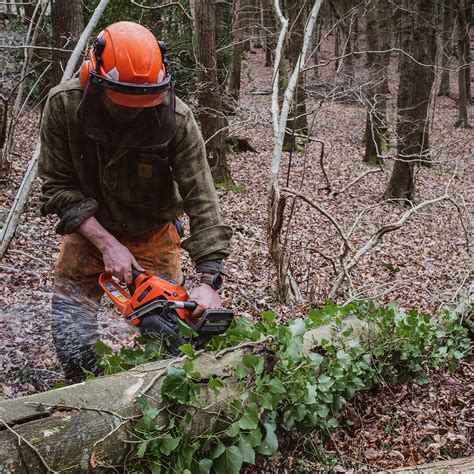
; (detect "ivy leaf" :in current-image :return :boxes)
[213,446,244,474]
[239,433,256,464]
[305,383,317,404]
[262,311,277,324]
[210,440,225,459]
[177,318,198,338]
[208,376,224,395]
[269,377,286,394]
[317,405,329,418]
[95,340,113,355]
[161,367,193,404]
[150,462,161,474]
[260,392,275,410]
[235,365,247,379]
[248,428,262,447]
[179,343,195,358]
[307,308,332,326]
[197,459,213,474]
[289,318,306,337]
[136,395,160,420]
[285,340,302,361]
[336,350,351,366]
[238,403,259,430]
[137,440,147,458]
[226,421,240,438]
[159,435,180,456]
[308,352,324,366]
[317,374,334,391]
[256,422,278,456]
[327,417,339,428]
[242,355,264,374]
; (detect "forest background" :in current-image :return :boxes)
[0,0,472,472]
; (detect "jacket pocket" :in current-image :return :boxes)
[136,151,171,191]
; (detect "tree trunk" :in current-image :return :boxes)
[363,0,391,161]
[283,0,308,150]
[261,0,275,67]
[228,0,247,103]
[454,0,471,128]
[51,0,84,86]
[363,0,388,165]
[0,98,8,184]
[192,0,233,184]
[0,344,271,472]
[215,0,231,86]
[438,0,453,97]
[339,0,354,76]
[384,0,436,203]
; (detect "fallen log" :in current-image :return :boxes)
[382,455,474,473]
[0,342,272,472]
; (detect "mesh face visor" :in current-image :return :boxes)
[81,73,176,150]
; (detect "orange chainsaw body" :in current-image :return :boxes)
[99,272,191,325]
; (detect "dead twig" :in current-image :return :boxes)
[332,168,384,197]
[129,0,192,21]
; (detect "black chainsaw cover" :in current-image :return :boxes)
[139,309,234,356]
[139,312,187,356]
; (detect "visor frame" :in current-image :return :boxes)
[88,71,172,96]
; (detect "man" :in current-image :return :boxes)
[38,22,232,382]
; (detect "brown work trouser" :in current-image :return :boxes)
[51,222,182,382]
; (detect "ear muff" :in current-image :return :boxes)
[93,37,106,71]
[79,36,106,90]
[158,40,167,69]
[79,55,94,90]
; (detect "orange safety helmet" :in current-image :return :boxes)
[79,21,171,108]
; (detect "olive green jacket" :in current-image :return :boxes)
[38,79,232,264]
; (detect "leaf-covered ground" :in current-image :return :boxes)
[0,31,472,471]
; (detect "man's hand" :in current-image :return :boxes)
[77,216,144,285]
[188,283,221,320]
[102,241,144,285]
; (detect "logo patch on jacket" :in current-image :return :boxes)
[137,163,153,178]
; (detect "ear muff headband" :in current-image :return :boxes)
[92,37,106,73]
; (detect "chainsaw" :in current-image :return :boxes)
[99,269,234,355]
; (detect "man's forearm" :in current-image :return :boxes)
[77,216,118,253]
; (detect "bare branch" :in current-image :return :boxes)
[333,168,384,197]
[130,0,192,21]
[328,192,451,299]
[281,187,351,251]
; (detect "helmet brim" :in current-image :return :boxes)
[106,89,165,108]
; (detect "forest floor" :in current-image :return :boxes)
[1,30,473,472]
